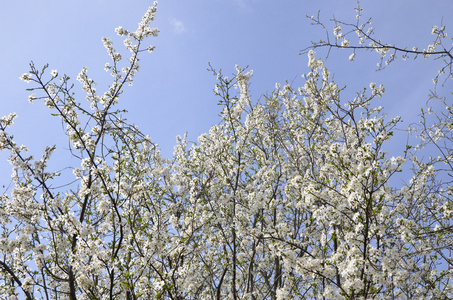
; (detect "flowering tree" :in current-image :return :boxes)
[301,5,453,297]
[1,2,452,299]
[1,4,166,299]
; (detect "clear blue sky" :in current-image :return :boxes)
[1,0,452,188]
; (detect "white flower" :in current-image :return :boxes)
[333,25,342,39]
[28,93,35,103]
[20,73,31,83]
[22,277,34,292]
[154,280,165,290]
[349,53,356,61]
[22,224,35,234]
[115,26,128,36]
[369,82,376,89]
[51,69,58,77]
[432,25,438,34]
[341,39,350,47]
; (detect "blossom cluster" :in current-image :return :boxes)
[1,3,453,300]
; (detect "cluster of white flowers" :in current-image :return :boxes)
[307,50,323,70]
[233,65,253,116]
[2,3,453,299]
[333,25,343,39]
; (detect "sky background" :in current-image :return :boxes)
[1,0,453,190]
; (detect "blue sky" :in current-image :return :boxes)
[1,0,452,188]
